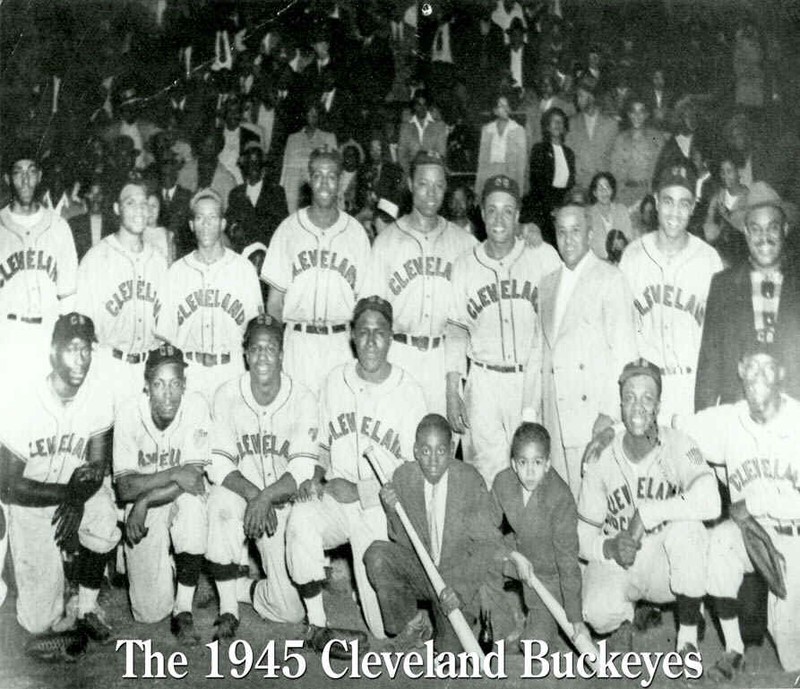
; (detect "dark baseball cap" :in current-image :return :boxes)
[353,296,393,328]
[308,145,342,170]
[52,313,97,348]
[656,165,697,196]
[618,358,662,393]
[410,149,445,174]
[145,344,187,379]
[482,174,520,205]
[243,314,284,348]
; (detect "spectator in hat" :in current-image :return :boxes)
[475,94,528,198]
[397,90,449,176]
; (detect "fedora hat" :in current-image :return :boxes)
[731,181,798,232]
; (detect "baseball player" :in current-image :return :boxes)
[157,188,263,402]
[285,296,427,655]
[206,315,319,641]
[261,148,371,395]
[677,344,800,675]
[446,175,559,487]
[362,150,477,415]
[76,181,168,408]
[0,147,78,385]
[113,345,210,645]
[578,359,720,656]
[619,166,723,422]
[0,314,119,639]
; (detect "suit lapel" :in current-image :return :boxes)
[541,271,560,347]
[557,254,598,338]
[439,469,459,564]
[405,468,431,553]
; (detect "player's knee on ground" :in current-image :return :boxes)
[663,520,708,598]
[206,485,247,564]
[79,483,122,554]
[706,520,747,597]
[285,500,326,585]
[582,565,631,635]
[172,492,207,555]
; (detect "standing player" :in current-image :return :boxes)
[286,297,427,652]
[0,314,119,639]
[261,148,370,395]
[363,150,477,414]
[619,166,723,421]
[113,345,210,645]
[446,175,559,486]
[158,189,263,401]
[206,315,319,640]
[77,181,168,408]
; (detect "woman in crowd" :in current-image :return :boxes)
[703,150,749,267]
[475,94,527,197]
[587,171,634,260]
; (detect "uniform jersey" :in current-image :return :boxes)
[113,391,212,481]
[319,362,426,484]
[679,396,800,523]
[261,208,371,325]
[619,232,722,372]
[76,235,167,354]
[363,217,477,337]
[157,249,263,358]
[0,207,77,320]
[211,373,319,489]
[0,371,113,483]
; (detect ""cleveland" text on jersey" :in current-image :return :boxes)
[0,249,58,290]
[291,250,357,288]
[466,279,538,319]
[105,278,161,318]
[176,290,245,326]
[389,257,452,296]
[328,412,403,459]
[633,284,705,325]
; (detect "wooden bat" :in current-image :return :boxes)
[363,448,485,662]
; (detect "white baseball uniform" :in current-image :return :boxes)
[260,208,371,394]
[113,391,211,623]
[0,206,78,384]
[446,238,556,486]
[207,373,318,624]
[619,233,722,420]
[679,397,800,671]
[76,236,168,408]
[157,249,263,401]
[0,371,119,634]
[285,362,427,637]
[578,427,716,634]
[362,217,477,414]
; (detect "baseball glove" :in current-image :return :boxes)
[734,512,787,600]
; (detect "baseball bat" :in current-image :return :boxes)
[363,448,485,662]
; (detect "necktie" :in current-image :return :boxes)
[428,482,442,564]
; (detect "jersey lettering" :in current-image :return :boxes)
[0,249,58,290]
[236,433,291,462]
[729,456,800,493]
[176,289,245,326]
[291,250,357,289]
[29,433,87,461]
[389,257,453,296]
[328,412,403,459]
[137,447,182,470]
[633,283,705,325]
[105,278,161,319]
[466,279,538,319]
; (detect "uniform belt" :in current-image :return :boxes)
[112,349,146,364]
[471,359,524,374]
[293,323,348,335]
[660,366,692,375]
[185,352,231,367]
[774,523,800,537]
[7,314,43,324]
[393,333,444,351]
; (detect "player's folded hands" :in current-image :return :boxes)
[65,466,103,505]
[173,465,206,495]
[53,501,84,550]
[244,492,277,539]
[126,500,149,546]
[295,478,323,502]
[446,392,470,434]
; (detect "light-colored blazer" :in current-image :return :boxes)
[397,118,449,174]
[539,252,637,448]
[565,112,618,190]
[474,118,527,196]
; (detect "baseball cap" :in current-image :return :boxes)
[52,313,97,348]
[482,174,520,205]
[353,296,393,328]
[189,187,223,215]
[309,145,342,170]
[618,358,662,393]
[410,149,445,176]
[145,344,187,379]
[243,314,283,349]
[656,165,697,196]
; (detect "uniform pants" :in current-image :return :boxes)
[463,366,523,488]
[582,521,708,635]
[185,358,244,403]
[206,486,304,624]
[8,481,120,634]
[707,520,800,672]
[388,341,445,416]
[286,493,387,638]
[124,492,206,624]
[282,327,353,396]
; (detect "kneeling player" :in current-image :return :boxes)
[206,315,319,640]
[113,346,210,645]
[0,314,119,640]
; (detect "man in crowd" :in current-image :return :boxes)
[397,93,449,175]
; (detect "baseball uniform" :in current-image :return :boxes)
[0,372,119,634]
[446,238,555,486]
[285,362,427,638]
[0,206,78,383]
[619,232,722,421]
[578,427,716,635]
[362,217,477,414]
[260,208,371,394]
[680,397,800,671]
[207,372,318,624]
[113,390,211,623]
[158,248,263,401]
[76,236,168,408]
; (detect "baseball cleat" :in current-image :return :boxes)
[304,624,368,659]
[171,611,200,646]
[25,630,89,663]
[707,651,745,682]
[213,612,240,641]
[76,611,112,644]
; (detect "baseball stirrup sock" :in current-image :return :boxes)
[304,590,327,628]
[175,553,203,587]
[77,546,106,589]
[174,584,196,614]
[715,598,744,654]
[216,579,239,618]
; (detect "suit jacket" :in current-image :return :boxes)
[397,118,449,174]
[475,119,528,196]
[695,263,800,410]
[644,88,674,124]
[226,179,288,252]
[158,186,194,259]
[388,461,502,598]
[539,252,637,448]
[565,112,618,190]
[69,212,116,262]
[492,467,582,622]
[528,140,575,198]
[316,88,356,143]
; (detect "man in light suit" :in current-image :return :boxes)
[565,77,618,191]
[397,91,449,175]
[539,203,637,498]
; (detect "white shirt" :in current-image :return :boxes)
[510,47,523,90]
[553,251,590,336]
[431,22,453,64]
[321,89,335,113]
[552,143,569,188]
[90,214,103,247]
[120,121,145,168]
[675,133,693,159]
[584,112,598,140]
[246,178,263,207]
[219,127,243,184]
[492,0,526,43]
[490,121,512,163]
[412,113,434,142]
[424,471,449,565]
[522,486,532,506]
